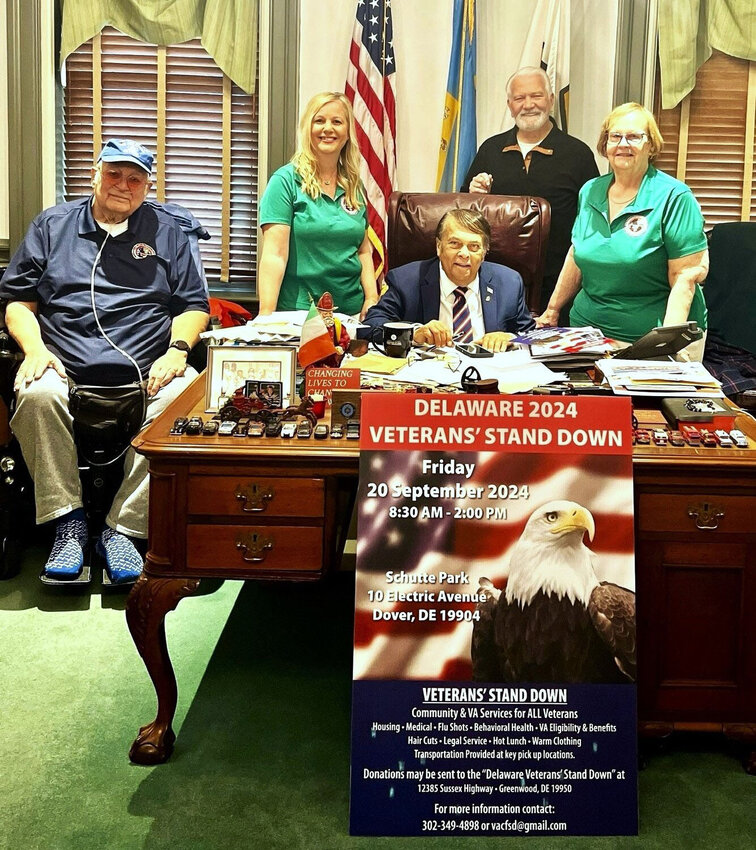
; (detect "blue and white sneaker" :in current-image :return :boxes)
[97,527,144,585]
[43,512,88,579]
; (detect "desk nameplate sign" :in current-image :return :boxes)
[304,367,360,405]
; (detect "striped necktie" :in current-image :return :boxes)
[452,286,474,343]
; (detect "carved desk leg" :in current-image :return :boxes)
[126,573,200,764]
[724,724,756,775]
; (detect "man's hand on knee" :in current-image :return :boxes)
[147,349,188,397]
[14,347,67,391]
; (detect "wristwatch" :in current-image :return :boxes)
[168,340,191,354]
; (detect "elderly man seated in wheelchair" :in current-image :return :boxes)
[0,139,209,585]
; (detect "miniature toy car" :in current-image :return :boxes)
[248,422,265,438]
[680,424,701,446]
[184,416,204,435]
[730,429,749,448]
[700,430,718,447]
[313,424,329,440]
[201,420,219,436]
[652,429,669,446]
[633,428,651,445]
[217,420,237,436]
[280,421,297,438]
[668,430,686,447]
[233,419,249,437]
[714,429,733,448]
[296,420,313,439]
[170,416,189,435]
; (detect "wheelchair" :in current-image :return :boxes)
[0,327,35,580]
[0,332,144,587]
[0,201,212,586]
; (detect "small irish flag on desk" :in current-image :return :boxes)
[298,300,337,369]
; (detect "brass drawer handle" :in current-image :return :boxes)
[234,483,274,512]
[687,501,724,530]
[236,532,274,563]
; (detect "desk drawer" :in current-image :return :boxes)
[187,476,324,518]
[187,524,323,572]
[638,494,754,534]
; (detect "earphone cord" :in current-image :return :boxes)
[89,229,144,387]
[89,230,148,440]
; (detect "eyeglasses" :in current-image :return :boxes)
[99,167,150,190]
[607,132,647,147]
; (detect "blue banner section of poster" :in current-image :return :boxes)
[351,680,637,836]
[350,393,638,836]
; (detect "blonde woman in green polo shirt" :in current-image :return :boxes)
[257,92,378,320]
[537,103,709,360]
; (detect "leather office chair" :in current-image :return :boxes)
[386,192,551,313]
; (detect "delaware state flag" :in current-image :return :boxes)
[436,0,478,191]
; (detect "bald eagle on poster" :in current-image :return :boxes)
[471,501,636,684]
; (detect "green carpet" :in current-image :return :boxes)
[1,547,754,850]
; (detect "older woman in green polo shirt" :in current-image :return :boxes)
[537,102,709,359]
[257,92,378,319]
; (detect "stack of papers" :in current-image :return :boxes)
[382,347,565,394]
[512,326,614,370]
[200,310,364,345]
[596,359,724,397]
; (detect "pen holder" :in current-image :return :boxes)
[460,366,499,394]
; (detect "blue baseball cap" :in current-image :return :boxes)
[97,138,154,175]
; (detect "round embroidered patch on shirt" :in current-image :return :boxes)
[132,242,156,259]
[340,196,360,215]
[624,215,648,237]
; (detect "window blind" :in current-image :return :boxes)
[654,51,756,226]
[63,27,258,286]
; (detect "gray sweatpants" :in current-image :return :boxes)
[10,368,197,538]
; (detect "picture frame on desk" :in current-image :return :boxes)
[205,345,297,412]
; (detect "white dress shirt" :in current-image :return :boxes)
[438,261,486,340]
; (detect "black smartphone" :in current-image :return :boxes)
[456,343,494,358]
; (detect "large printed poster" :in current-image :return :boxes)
[350,393,638,837]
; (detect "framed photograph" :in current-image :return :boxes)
[243,379,260,398]
[205,345,297,412]
[257,381,283,407]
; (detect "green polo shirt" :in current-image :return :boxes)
[259,163,368,315]
[570,165,708,342]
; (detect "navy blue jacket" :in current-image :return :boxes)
[0,197,209,385]
[361,258,534,338]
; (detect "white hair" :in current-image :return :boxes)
[506,66,553,99]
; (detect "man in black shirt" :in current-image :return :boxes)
[462,67,598,315]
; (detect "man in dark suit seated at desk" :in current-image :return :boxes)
[361,208,534,352]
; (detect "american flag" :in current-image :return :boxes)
[345,0,397,283]
[354,451,635,680]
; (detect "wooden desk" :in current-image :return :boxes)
[126,376,756,769]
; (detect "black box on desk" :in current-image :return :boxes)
[661,397,736,431]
